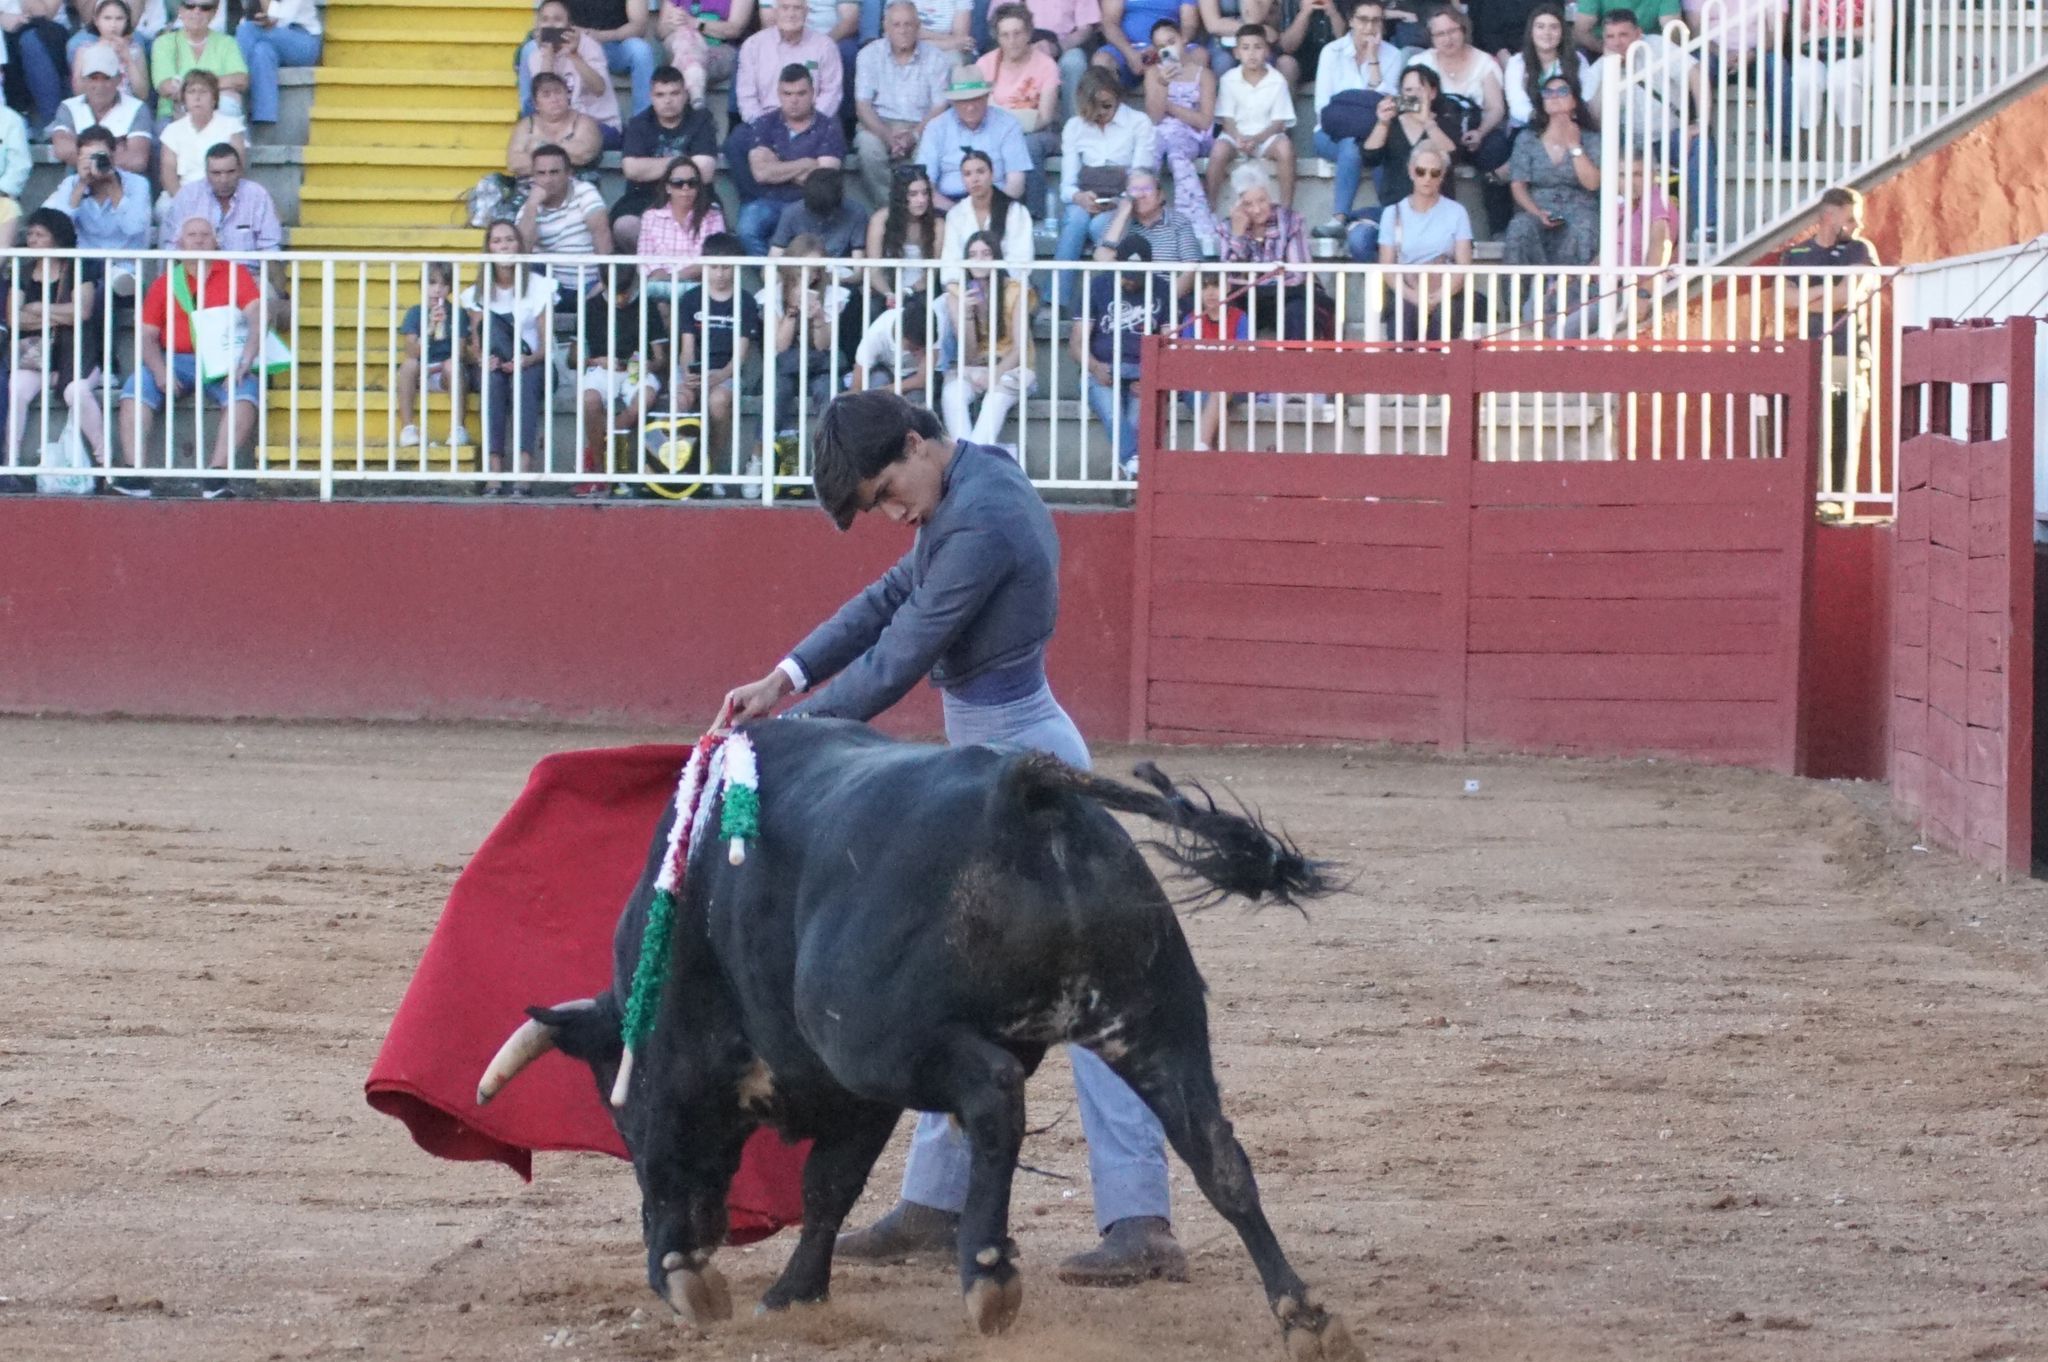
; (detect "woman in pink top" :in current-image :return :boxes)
[526,0,623,145]
[1616,151,1676,323]
[638,155,727,306]
[977,4,1062,216]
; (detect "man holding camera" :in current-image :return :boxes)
[54,125,152,296]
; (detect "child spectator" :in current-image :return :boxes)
[940,228,1036,442]
[1176,268,1246,448]
[1205,24,1295,209]
[574,266,662,495]
[849,290,934,393]
[396,261,470,452]
[1140,15,1216,240]
[672,233,763,475]
[70,0,150,101]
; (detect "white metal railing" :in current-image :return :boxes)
[0,250,1891,513]
[1599,0,2048,265]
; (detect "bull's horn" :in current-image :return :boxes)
[475,1000,595,1105]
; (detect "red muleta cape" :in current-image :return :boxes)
[364,744,808,1244]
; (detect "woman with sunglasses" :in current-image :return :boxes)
[149,0,248,121]
[1376,144,1476,341]
[864,162,944,315]
[637,154,726,309]
[1503,76,1600,268]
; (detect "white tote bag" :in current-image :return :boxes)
[173,267,292,383]
[35,417,94,497]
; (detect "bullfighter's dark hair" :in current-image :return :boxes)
[813,390,944,531]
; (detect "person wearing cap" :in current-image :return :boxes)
[50,40,157,175]
[852,1,952,213]
[719,384,1191,1289]
[916,64,1031,209]
[1071,232,1171,476]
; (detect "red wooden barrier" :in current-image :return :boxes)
[1894,318,2036,874]
[1134,337,1823,773]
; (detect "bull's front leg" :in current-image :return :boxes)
[758,1100,902,1311]
[930,1033,1029,1335]
[631,1118,748,1327]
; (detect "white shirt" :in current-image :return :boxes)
[939,194,1032,286]
[462,273,557,355]
[60,91,150,142]
[1313,35,1403,113]
[1595,34,1696,143]
[1058,103,1157,206]
[852,306,925,376]
[1216,64,1294,140]
[1408,47,1503,106]
[159,111,246,187]
[1503,51,1602,126]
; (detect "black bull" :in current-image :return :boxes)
[476,718,1360,1358]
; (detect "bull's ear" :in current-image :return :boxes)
[529,999,622,1063]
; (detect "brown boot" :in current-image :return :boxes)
[833,1200,959,1262]
[1055,1216,1189,1287]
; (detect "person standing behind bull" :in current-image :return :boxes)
[719,389,1189,1287]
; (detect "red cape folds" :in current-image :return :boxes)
[364,744,808,1245]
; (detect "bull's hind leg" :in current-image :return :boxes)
[928,1032,1028,1335]
[1101,1041,1362,1361]
[759,1101,901,1312]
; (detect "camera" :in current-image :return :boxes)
[1157,43,1179,65]
[87,151,112,174]
[1397,95,1421,114]
[538,24,566,45]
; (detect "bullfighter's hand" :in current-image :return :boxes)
[720,669,795,729]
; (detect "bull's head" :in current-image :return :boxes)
[475,998,617,1105]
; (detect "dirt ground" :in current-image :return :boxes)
[5,717,2048,1362]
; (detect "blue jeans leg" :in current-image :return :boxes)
[1085,371,1139,470]
[516,37,537,112]
[1055,202,1096,309]
[236,24,323,124]
[860,0,885,42]
[1071,1047,1170,1230]
[16,29,63,128]
[605,36,657,115]
[736,197,783,256]
[1312,127,1364,220]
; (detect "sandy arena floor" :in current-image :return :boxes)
[4,717,2048,1362]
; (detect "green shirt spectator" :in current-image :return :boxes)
[149,3,249,121]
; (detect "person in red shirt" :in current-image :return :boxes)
[113,216,270,499]
[1177,272,1248,449]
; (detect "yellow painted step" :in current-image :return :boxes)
[307,112,511,152]
[325,34,519,75]
[294,225,491,251]
[342,4,533,40]
[313,79,515,117]
[260,443,483,473]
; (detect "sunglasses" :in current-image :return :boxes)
[668,177,700,188]
[1412,166,1446,179]
[1541,85,1574,97]
[183,1,218,9]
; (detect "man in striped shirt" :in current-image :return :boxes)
[516,143,615,301]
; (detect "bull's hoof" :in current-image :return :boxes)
[662,1256,733,1326]
[1275,1293,1363,1361]
[963,1271,1024,1336]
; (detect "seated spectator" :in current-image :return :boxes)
[977,4,1061,217]
[1178,269,1248,449]
[1199,0,1312,86]
[863,161,942,311]
[157,68,245,195]
[1000,0,1101,118]
[1591,0,1682,45]
[1615,148,1675,275]
[1070,233,1167,476]
[70,0,150,101]
[519,0,657,118]
[1595,8,1714,241]
[637,155,726,304]
[671,233,762,473]
[161,141,280,257]
[918,66,1029,210]
[1376,144,1475,339]
[908,0,972,54]
[574,265,663,494]
[7,208,107,470]
[53,42,154,173]
[1702,0,1793,155]
[1790,0,1867,140]
[0,99,26,239]
[1056,65,1156,307]
[852,1,950,214]
[514,142,613,301]
[611,64,718,250]
[1502,75,1598,266]
[118,216,266,499]
[770,166,868,254]
[736,63,846,256]
[508,71,603,174]
[849,290,933,393]
[1218,160,1319,337]
[736,0,844,122]
[3,0,72,130]
[938,147,1030,294]
[524,0,623,148]
[150,0,247,121]
[1311,0,1405,240]
[1093,0,1196,85]
[1140,15,1217,241]
[1410,2,1511,229]
[1093,166,1200,284]
[1348,63,1458,260]
[940,228,1035,442]
[762,230,851,433]
[1503,4,1598,132]
[396,260,470,453]
[55,126,153,295]
[656,0,752,106]
[460,220,554,494]
[761,0,862,105]
[1205,24,1294,207]
[235,0,320,127]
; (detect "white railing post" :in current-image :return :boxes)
[319,258,335,502]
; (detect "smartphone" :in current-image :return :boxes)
[1397,95,1421,114]
[1157,44,1179,66]
[538,24,566,45]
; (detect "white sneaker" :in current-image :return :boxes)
[446,424,473,448]
[398,423,421,447]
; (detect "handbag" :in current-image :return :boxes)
[35,417,94,497]
[1077,164,1128,199]
[171,265,291,383]
[1319,89,1384,141]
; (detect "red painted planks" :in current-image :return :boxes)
[1928,489,1968,550]
[1149,537,1447,593]
[1967,724,2007,786]
[1472,458,1804,509]
[1473,503,1787,553]
[1894,641,1929,703]
[1967,668,2006,731]
[1147,636,1454,695]
[1929,605,1968,667]
[1152,491,1453,547]
[1151,580,1447,649]
[1928,653,1967,722]
[1149,450,1454,501]
[1466,697,1788,766]
[1468,597,1782,655]
[1148,681,1441,743]
[1468,652,1784,702]
[1469,548,1784,601]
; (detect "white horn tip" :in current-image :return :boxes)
[609,1048,636,1108]
[728,839,746,866]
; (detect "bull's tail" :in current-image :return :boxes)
[1013,756,1337,909]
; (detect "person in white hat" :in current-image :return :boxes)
[915,65,1031,209]
[50,40,156,176]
